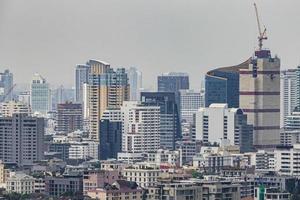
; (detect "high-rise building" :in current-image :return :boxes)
[141,92,180,150]
[157,72,189,115]
[205,60,250,108]
[179,89,204,124]
[56,102,83,133]
[0,100,31,117]
[195,103,254,152]
[99,109,122,160]
[280,68,300,126]
[0,70,13,102]
[75,64,89,103]
[240,50,280,148]
[30,73,51,115]
[87,60,129,141]
[126,67,142,101]
[158,72,189,93]
[121,101,160,153]
[0,114,44,166]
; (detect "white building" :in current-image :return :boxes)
[30,73,51,115]
[126,67,142,101]
[123,163,160,188]
[121,101,160,153]
[280,69,299,127]
[0,101,31,117]
[146,149,181,167]
[18,91,30,105]
[6,173,35,194]
[246,150,275,171]
[274,144,300,176]
[179,89,204,124]
[195,103,253,152]
[68,140,98,160]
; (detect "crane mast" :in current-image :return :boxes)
[254,3,267,50]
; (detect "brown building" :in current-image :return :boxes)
[56,102,83,133]
[86,60,129,141]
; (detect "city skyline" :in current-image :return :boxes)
[1,0,300,90]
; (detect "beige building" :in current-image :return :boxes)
[240,50,280,148]
[87,60,129,141]
[86,180,144,200]
[147,182,203,200]
[6,173,35,194]
[123,163,160,188]
[0,101,31,117]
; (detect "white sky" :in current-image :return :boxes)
[0,0,299,90]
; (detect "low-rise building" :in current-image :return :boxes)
[6,173,35,194]
[83,169,121,194]
[45,175,83,197]
[123,163,160,188]
[86,180,144,200]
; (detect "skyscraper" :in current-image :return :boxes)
[205,60,250,108]
[280,68,299,126]
[87,60,130,141]
[30,73,51,115]
[0,70,13,102]
[126,67,142,101]
[56,102,83,133]
[240,50,280,148]
[99,109,122,160]
[141,92,181,150]
[121,101,160,153]
[158,72,189,93]
[75,64,89,103]
[0,113,44,166]
[179,89,204,124]
[158,72,189,116]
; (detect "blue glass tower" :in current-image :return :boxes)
[205,59,250,108]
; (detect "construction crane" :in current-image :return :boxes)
[254,3,267,50]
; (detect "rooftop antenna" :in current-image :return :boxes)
[254,3,267,50]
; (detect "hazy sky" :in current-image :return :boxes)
[0,0,299,90]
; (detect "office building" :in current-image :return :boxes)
[281,68,299,126]
[281,112,300,146]
[205,60,250,108]
[121,101,160,153]
[87,60,129,141]
[0,100,31,117]
[75,64,89,103]
[141,92,180,150]
[56,102,83,133]
[158,72,189,93]
[158,72,189,115]
[45,175,83,198]
[126,67,142,101]
[99,109,122,160]
[196,103,254,152]
[30,73,51,115]
[179,89,204,124]
[240,50,280,148]
[0,69,13,102]
[68,141,99,160]
[274,144,300,176]
[0,114,44,166]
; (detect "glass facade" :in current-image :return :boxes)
[205,70,239,108]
